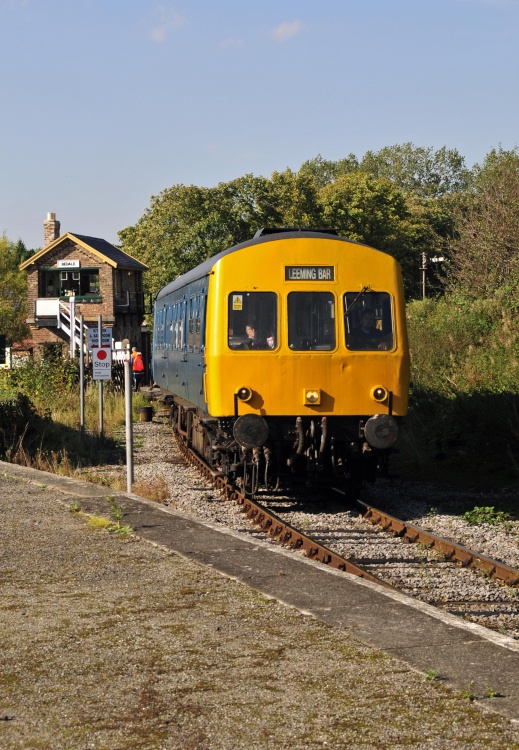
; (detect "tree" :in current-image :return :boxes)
[12,240,35,265]
[119,172,323,299]
[359,143,471,199]
[298,154,359,189]
[319,172,427,295]
[0,235,29,345]
[446,148,519,297]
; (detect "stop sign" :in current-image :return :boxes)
[92,346,112,380]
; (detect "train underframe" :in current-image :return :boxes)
[170,399,392,498]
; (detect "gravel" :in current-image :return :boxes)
[2,419,519,749]
[126,420,519,637]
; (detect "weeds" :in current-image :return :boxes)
[460,681,476,701]
[424,668,440,681]
[132,476,170,504]
[68,497,133,536]
[462,506,512,527]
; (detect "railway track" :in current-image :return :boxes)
[172,427,519,640]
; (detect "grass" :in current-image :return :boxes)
[132,476,170,503]
[0,366,151,489]
[70,497,134,536]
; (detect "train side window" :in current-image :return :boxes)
[287,292,336,351]
[176,300,186,350]
[188,297,195,351]
[164,305,174,349]
[173,303,180,350]
[228,292,277,350]
[344,292,394,351]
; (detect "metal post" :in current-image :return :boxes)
[124,346,134,492]
[420,253,428,300]
[79,314,85,438]
[69,295,75,358]
[98,315,103,441]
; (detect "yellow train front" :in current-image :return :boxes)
[153,228,409,496]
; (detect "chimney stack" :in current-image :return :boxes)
[43,212,60,246]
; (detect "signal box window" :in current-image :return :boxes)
[228,292,277,350]
[288,292,336,351]
[344,292,394,351]
[41,269,100,299]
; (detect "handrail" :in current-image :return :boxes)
[34,297,86,354]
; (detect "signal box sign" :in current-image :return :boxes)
[92,346,112,381]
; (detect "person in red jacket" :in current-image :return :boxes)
[131,347,145,390]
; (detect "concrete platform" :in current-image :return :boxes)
[2,459,519,722]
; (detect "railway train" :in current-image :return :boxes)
[152,227,410,497]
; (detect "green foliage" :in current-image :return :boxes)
[119,172,323,301]
[400,292,519,482]
[446,147,519,297]
[5,355,80,414]
[119,148,466,302]
[298,153,359,189]
[358,143,471,198]
[319,172,409,248]
[0,234,30,345]
[462,506,511,526]
[0,392,38,455]
[407,293,518,397]
[0,359,134,470]
[460,682,476,701]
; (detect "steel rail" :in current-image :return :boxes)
[175,431,519,590]
[355,499,519,586]
[175,436,398,591]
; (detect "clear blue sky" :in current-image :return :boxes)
[1,0,518,250]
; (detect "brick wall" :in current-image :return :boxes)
[24,238,146,352]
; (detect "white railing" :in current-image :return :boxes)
[34,297,128,362]
[34,297,85,355]
[58,299,84,355]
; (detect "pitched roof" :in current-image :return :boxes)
[20,232,148,271]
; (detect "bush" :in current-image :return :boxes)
[6,356,80,415]
[400,293,519,483]
[0,392,41,457]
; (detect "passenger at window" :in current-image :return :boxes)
[350,309,390,351]
[244,323,261,349]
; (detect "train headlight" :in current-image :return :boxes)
[233,414,269,448]
[364,414,399,450]
[370,386,388,403]
[304,389,321,405]
[236,386,253,402]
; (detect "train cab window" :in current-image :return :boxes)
[344,292,394,351]
[228,292,277,350]
[287,292,336,351]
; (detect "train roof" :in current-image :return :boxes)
[155,228,377,301]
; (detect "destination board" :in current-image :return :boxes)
[285,266,335,281]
